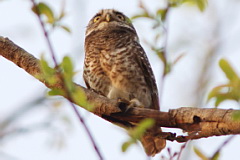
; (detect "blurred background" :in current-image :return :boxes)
[0,0,240,159]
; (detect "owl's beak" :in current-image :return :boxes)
[105,14,111,22]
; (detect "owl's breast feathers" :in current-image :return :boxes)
[84,26,159,110]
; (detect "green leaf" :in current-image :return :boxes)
[214,93,230,107]
[61,56,74,91]
[182,0,208,11]
[72,87,94,111]
[60,25,71,33]
[208,83,240,107]
[32,2,55,24]
[219,59,239,82]
[121,119,155,153]
[131,12,153,20]
[156,9,168,21]
[58,9,66,20]
[207,84,230,101]
[39,55,58,85]
[153,47,165,62]
[58,56,93,111]
[61,56,73,75]
[40,55,53,74]
[164,63,171,75]
[48,89,65,96]
[129,118,155,139]
[169,0,208,11]
[169,1,180,8]
[207,59,240,106]
[193,147,208,160]
[122,141,134,152]
[195,0,208,12]
[38,2,55,24]
[232,111,240,121]
[211,151,220,160]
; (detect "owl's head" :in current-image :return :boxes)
[86,9,136,36]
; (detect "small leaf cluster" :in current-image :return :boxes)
[132,0,207,76]
[122,118,155,152]
[40,56,93,111]
[32,2,71,33]
[132,0,208,27]
[132,1,190,76]
[208,59,240,107]
[131,1,168,29]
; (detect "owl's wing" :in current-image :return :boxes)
[83,74,90,89]
[134,42,160,110]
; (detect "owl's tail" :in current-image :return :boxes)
[140,128,166,157]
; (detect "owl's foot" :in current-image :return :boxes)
[129,98,144,108]
[117,98,129,112]
[117,98,144,112]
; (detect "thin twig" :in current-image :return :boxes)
[67,101,104,160]
[30,1,104,159]
[30,0,58,65]
[177,142,188,160]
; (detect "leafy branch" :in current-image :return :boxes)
[1,36,240,142]
[30,1,103,159]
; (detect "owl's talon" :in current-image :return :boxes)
[117,98,143,112]
[118,98,144,112]
[129,98,144,108]
[117,98,129,112]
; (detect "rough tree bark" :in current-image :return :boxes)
[0,36,240,142]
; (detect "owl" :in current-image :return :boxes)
[83,9,166,156]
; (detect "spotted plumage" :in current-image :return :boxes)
[83,9,166,156]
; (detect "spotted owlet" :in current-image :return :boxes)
[83,9,166,156]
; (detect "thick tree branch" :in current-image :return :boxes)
[1,36,240,142]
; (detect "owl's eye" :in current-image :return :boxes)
[93,16,101,23]
[117,14,125,21]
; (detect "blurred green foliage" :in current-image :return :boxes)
[32,2,71,33]
[208,59,240,107]
[39,55,58,85]
[122,118,155,152]
[131,0,208,77]
[169,0,208,11]
[211,151,220,160]
[194,146,220,160]
[233,111,240,121]
[193,147,208,160]
[40,56,93,111]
